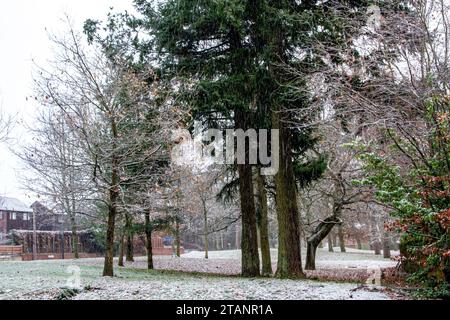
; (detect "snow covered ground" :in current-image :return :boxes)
[182,248,399,269]
[72,275,391,300]
[0,248,401,300]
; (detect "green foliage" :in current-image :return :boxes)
[350,95,450,298]
[216,175,240,204]
[128,0,378,190]
[57,287,81,300]
[294,155,327,188]
[88,225,108,254]
[134,216,174,235]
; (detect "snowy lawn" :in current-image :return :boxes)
[182,248,399,269]
[0,249,405,300]
[0,258,393,300]
[178,248,400,284]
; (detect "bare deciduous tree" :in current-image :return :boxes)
[31,20,170,276]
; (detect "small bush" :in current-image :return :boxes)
[57,287,80,300]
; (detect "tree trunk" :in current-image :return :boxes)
[70,221,79,259]
[175,219,181,257]
[356,236,362,250]
[227,26,259,276]
[118,231,125,267]
[235,109,260,277]
[202,200,209,259]
[103,117,119,277]
[103,149,119,277]
[374,241,382,255]
[370,211,382,256]
[69,198,79,259]
[305,242,317,270]
[383,231,391,258]
[145,212,153,270]
[60,231,65,260]
[32,209,37,260]
[272,111,304,278]
[255,170,272,276]
[103,202,117,276]
[327,235,334,252]
[305,217,340,270]
[125,213,134,262]
[238,163,260,276]
[204,233,209,259]
[338,225,346,253]
[235,223,240,249]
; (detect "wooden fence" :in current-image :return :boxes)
[0,245,23,255]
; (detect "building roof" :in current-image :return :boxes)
[0,197,33,213]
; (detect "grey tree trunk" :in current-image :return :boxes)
[235,223,241,249]
[102,118,119,277]
[70,191,79,259]
[305,217,340,270]
[70,215,79,259]
[204,233,209,259]
[125,213,134,262]
[103,201,117,276]
[305,242,317,270]
[338,225,346,253]
[356,236,362,250]
[255,171,272,276]
[144,212,153,270]
[202,200,209,259]
[383,231,391,258]
[32,209,37,260]
[327,235,334,252]
[370,210,382,256]
[374,241,382,255]
[118,231,125,267]
[175,219,181,257]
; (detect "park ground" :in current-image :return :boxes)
[0,248,413,300]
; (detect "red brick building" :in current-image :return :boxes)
[0,197,33,244]
[1,197,184,259]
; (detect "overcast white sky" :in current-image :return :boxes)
[0,0,134,205]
